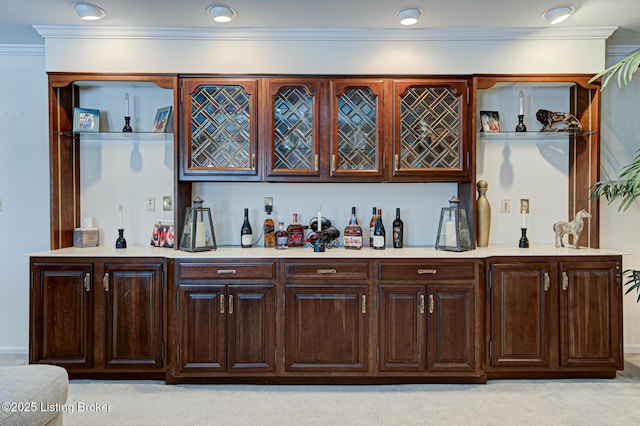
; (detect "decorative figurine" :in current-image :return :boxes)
[553,209,592,249]
[536,109,583,132]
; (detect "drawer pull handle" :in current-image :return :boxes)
[544,272,550,291]
[420,294,425,314]
[83,273,91,292]
[362,295,366,314]
[217,269,237,275]
[103,273,109,292]
[562,272,569,291]
[251,154,256,170]
[314,154,319,171]
[220,294,225,314]
[317,269,337,274]
[429,295,434,314]
[418,269,437,275]
[331,154,336,172]
[395,154,399,172]
[229,295,234,314]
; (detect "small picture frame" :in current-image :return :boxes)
[151,220,175,248]
[73,107,100,133]
[152,106,172,133]
[480,111,500,133]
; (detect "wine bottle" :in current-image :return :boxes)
[344,207,363,249]
[287,213,305,247]
[240,208,253,248]
[373,208,385,250]
[263,205,275,247]
[275,222,289,250]
[392,207,404,248]
[369,207,377,248]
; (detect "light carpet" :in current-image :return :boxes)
[2,355,640,425]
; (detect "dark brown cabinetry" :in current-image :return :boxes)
[488,257,621,378]
[376,261,479,378]
[283,260,370,373]
[170,260,277,380]
[30,258,166,377]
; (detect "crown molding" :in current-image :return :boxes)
[33,25,618,42]
[0,44,44,56]
[606,44,640,59]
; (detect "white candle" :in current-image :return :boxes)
[118,204,123,229]
[195,221,206,247]
[445,220,457,247]
[317,206,322,233]
[522,212,526,228]
[519,91,524,115]
[125,93,130,117]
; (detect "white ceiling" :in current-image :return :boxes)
[1,0,639,45]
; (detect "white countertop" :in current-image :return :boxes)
[27,244,624,259]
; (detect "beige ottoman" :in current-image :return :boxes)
[0,364,69,425]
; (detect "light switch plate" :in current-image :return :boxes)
[162,196,173,211]
[146,196,155,212]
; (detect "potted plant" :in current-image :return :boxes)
[589,48,640,301]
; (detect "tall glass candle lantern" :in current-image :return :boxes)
[435,196,473,252]
[179,197,217,252]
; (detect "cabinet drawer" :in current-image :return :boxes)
[178,262,276,280]
[284,262,369,280]
[378,262,476,281]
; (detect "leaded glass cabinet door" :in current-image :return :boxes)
[391,79,470,181]
[329,80,385,180]
[264,80,321,180]
[181,78,259,180]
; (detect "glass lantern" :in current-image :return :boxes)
[435,196,473,252]
[179,197,217,252]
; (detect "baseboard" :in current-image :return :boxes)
[0,347,28,355]
[624,345,640,355]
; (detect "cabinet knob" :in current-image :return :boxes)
[420,294,425,314]
[429,294,435,314]
[314,154,319,171]
[229,295,234,314]
[83,273,91,292]
[362,295,367,314]
[220,294,225,314]
[395,154,399,172]
[544,272,550,291]
[562,272,569,291]
[331,154,336,172]
[103,273,109,292]
[251,154,256,170]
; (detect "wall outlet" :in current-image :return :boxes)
[500,199,510,213]
[263,197,273,209]
[146,196,155,212]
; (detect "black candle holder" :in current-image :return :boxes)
[116,228,127,249]
[123,116,133,132]
[518,227,529,248]
[515,114,527,132]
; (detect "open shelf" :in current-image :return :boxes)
[54,130,174,140]
[477,130,595,140]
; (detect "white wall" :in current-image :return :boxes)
[0,46,48,352]
[600,45,640,354]
[3,28,639,353]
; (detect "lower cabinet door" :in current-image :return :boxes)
[31,262,94,368]
[427,284,475,372]
[177,284,226,372]
[490,263,550,368]
[227,285,276,372]
[559,261,621,368]
[378,285,426,372]
[103,263,164,368]
[285,284,368,372]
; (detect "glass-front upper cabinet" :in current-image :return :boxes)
[390,79,470,181]
[263,79,322,180]
[181,78,259,181]
[329,79,385,180]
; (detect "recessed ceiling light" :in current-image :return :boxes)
[541,5,575,25]
[207,5,237,23]
[74,3,107,21]
[396,8,422,26]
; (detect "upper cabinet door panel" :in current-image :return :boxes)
[264,79,322,179]
[391,79,470,181]
[181,78,260,181]
[329,79,385,179]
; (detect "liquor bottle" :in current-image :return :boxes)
[263,205,275,247]
[392,208,404,249]
[240,208,253,248]
[369,207,377,248]
[343,207,363,249]
[287,213,305,247]
[275,222,289,250]
[373,208,385,250]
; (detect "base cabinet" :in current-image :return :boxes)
[30,258,166,376]
[488,257,622,378]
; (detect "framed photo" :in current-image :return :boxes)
[152,106,172,133]
[150,220,175,248]
[480,111,500,132]
[73,107,100,133]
